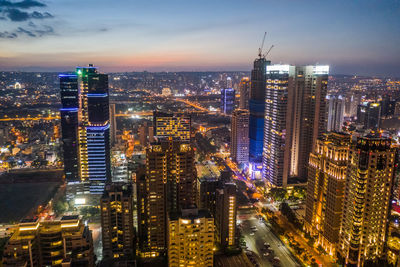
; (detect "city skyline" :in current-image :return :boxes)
[0,0,400,76]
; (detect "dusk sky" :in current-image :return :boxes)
[1,0,400,76]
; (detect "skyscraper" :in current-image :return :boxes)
[327,95,345,132]
[262,64,329,187]
[153,111,191,142]
[220,88,235,115]
[215,182,237,248]
[249,57,270,178]
[109,103,117,145]
[137,140,197,255]
[231,109,249,164]
[239,77,250,110]
[305,132,351,256]
[357,102,381,129]
[339,136,395,266]
[167,208,214,267]
[59,65,112,196]
[60,73,80,183]
[101,183,134,260]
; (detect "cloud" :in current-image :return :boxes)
[5,8,29,21]
[31,11,52,19]
[0,25,54,38]
[0,0,46,9]
[4,8,53,21]
[0,31,17,38]
[16,26,35,36]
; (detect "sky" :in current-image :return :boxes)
[0,0,400,76]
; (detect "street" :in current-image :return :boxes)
[239,209,300,267]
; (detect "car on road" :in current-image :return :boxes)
[264,242,270,248]
[250,232,255,236]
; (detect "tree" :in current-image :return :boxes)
[269,187,287,201]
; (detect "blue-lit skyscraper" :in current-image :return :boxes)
[60,65,111,196]
[220,88,235,115]
[249,57,270,179]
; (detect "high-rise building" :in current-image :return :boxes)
[0,126,9,146]
[220,88,235,115]
[167,208,214,267]
[357,102,381,129]
[60,73,80,183]
[327,95,345,132]
[239,77,250,110]
[110,103,117,145]
[231,109,249,164]
[262,64,329,187]
[2,216,94,267]
[344,92,362,118]
[339,136,395,266]
[137,140,197,255]
[101,183,134,260]
[249,57,270,178]
[153,111,191,142]
[60,65,112,196]
[198,177,219,215]
[138,122,149,147]
[380,97,396,118]
[305,132,351,256]
[215,182,237,248]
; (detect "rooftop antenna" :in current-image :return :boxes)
[258,32,267,58]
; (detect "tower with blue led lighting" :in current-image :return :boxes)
[248,57,270,179]
[60,65,111,196]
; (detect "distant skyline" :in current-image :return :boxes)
[1,0,400,77]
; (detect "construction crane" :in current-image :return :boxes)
[264,45,274,58]
[258,32,267,58]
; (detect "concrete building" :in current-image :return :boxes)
[249,57,270,179]
[137,140,197,256]
[305,132,351,256]
[239,77,250,110]
[262,64,329,187]
[153,111,191,142]
[2,216,94,267]
[215,182,237,248]
[339,136,395,266]
[60,65,112,196]
[220,88,235,115]
[101,183,134,260]
[110,103,117,146]
[167,208,214,267]
[231,109,249,164]
[327,95,345,132]
[357,102,381,129]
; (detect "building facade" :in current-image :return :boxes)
[137,140,197,255]
[305,132,351,256]
[215,182,237,248]
[153,111,191,142]
[249,57,270,179]
[231,109,249,164]
[338,136,395,266]
[220,88,235,115]
[357,102,381,129]
[167,208,214,267]
[262,64,329,187]
[2,216,94,267]
[239,77,250,110]
[60,65,111,196]
[101,183,134,260]
[327,95,345,132]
